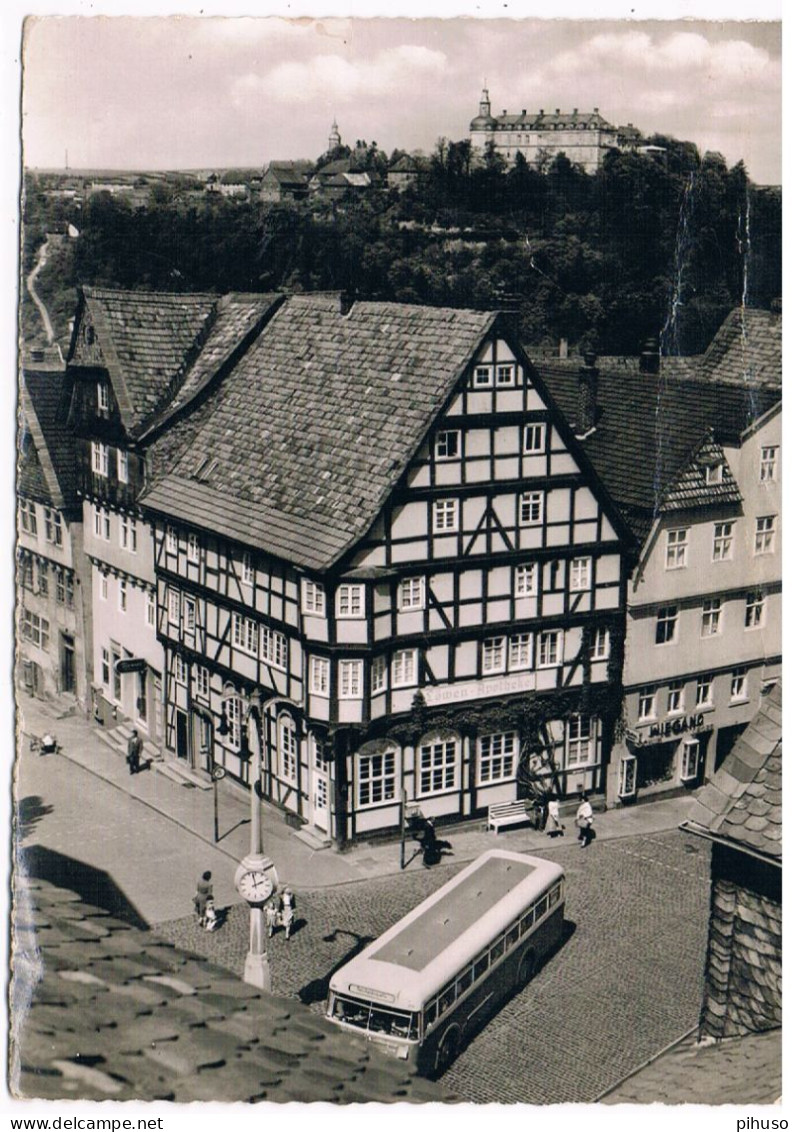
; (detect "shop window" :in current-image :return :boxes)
[680,740,700,781]
[477,732,517,784]
[357,746,398,807]
[619,755,637,798]
[417,733,459,796]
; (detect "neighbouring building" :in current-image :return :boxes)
[140,292,634,846]
[681,682,781,1040]
[386,155,424,192]
[61,286,283,747]
[469,88,627,172]
[538,308,781,806]
[17,366,90,708]
[258,161,313,204]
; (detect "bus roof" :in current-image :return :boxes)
[329,850,564,1011]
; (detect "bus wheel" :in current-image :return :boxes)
[435,1025,461,1074]
[517,950,537,988]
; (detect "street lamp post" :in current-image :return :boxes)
[232,694,279,991]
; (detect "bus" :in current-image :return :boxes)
[326,849,565,1076]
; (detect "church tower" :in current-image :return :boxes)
[328,119,342,153]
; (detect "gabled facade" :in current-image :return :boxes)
[258,161,313,204]
[63,287,284,741]
[17,368,90,705]
[141,295,634,845]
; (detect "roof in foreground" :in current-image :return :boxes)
[600,1028,781,1105]
[19,368,76,508]
[142,295,497,570]
[684,681,781,861]
[11,875,455,1104]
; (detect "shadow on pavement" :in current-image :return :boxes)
[16,843,150,930]
[15,795,54,841]
[298,927,375,1005]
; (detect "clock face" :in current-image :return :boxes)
[238,870,273,903]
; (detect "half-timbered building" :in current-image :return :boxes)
[62,287,283,744]
[141,293,633,845]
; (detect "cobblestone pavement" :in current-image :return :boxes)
[157,829,712,1104]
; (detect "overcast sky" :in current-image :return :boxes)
[20,14,781,184]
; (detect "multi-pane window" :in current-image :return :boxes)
[196,666,210,699]
[696,676,713,707]
[184,597,196,634]
[730,668,748,702]
[279,716,298,784]
[520,491,543,525]
[418,736,458,795]
[392,649,417,688]
[434,431,460,459]
[482,636,506,674]
[65,572,74,610]
[97,382,109,412]
[44,508,63,546]
[701,598,722,637]
[310,656,330,696]
[19,500,37,534]
[166,526,178,553]
[232,613,258,655]
[667,681,685,715]
[146,590,156,628]
[223,696,241,748]
[398,576,424,611]
[19,556,34,590]
[118,578,128,613]
[515,563,538,597]
[680,740,700,780]
[760,445,778,482]
[590,627,610,661]
[665,528,688,569]
[358,748,397,807]
[339,660,363,699]
[496,363,514,386]
[21,611,49,650]
[537,630,562,668]
[302,579,326,616]
[187,533,200,563]
[93,506,110,541]
[371,656,387,694]
[523,423,545,453]
[745,591,765,630]
[655,606,678,644]
[167,588,180,624]
[565,716,594,767]
[174,655,188,685]
[509,633,533,670]
[570,557,591,591]
[91,442,109,477]
[101,647,110,686]
[55,568,65,604]
[120,515,137,552]
[754,516,775,555]
[433,498,458,533]
[117,450,129,484]
[262,627,287,669]
[477,732,516,783]
[337,584,364,618]
[638,686,657,721]
[38,560,49,596]
[712,522,734,562]
[474,365,492,386]
[242,552,254,585]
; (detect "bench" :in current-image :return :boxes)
[487,800,531,834]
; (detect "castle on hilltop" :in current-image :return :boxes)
[469,89,641,173]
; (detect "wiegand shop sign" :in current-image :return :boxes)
[634,713,709,745]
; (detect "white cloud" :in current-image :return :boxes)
[190,16,351,48]
[232,44,448,106]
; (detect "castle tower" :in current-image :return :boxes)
[469,87,497,155]
[328,119,342,153]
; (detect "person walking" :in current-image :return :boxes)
[575,792,594,847]
[126,729,143,775]
[280,887,296,941]
[193,870,213,925]
[545,795,564,837]
[264,896,280,938]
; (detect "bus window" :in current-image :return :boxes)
[439,983,457,1013]
[506,922,520,945]
[333,996,369,1029]
[473,952,489,979]
[424,1000,438,1030]
[550,882,562,904]
[521,910,535,934]
[456,969,473,997]
[489,938,504,965]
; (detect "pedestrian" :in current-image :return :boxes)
[545,795,564,837]
[41,732,56,756]
[264,896,280,938]
[126,729,143,775]
[575,792,594,848]
[203,896,218,932]
[193,870,213,925]
[280,886,296,940]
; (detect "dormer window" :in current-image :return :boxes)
[705,462,723,485]
[97,383,109,413]
[91,442,109,477]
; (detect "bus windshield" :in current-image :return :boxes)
[331,994,419,1040]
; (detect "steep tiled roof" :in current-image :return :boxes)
[18,369,77,509]
[143,295,497,569]
[11,876,455,1103]
[685,682,781,861]
[537,365,780,542]
[263,161,312,186]
[699,308,782,387]
[659,435,743,512]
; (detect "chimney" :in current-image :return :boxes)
[340,291,355,316]
[522,109,527,115]
[593,107,599,113]
[559,337,569,359]
[577,352,599,436]
[639,337,660,374]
